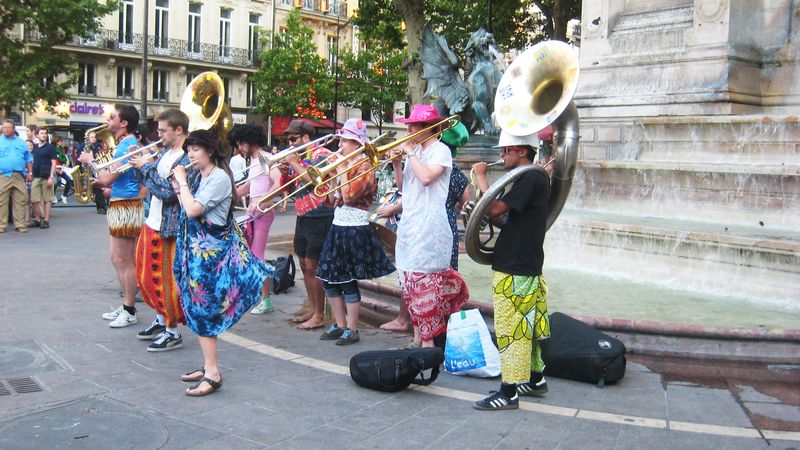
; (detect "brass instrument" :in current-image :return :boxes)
[167,160,198,179]
[308,117,459,198]
[90,71,229,176]
[251,129,401,214]
[460,159,503,229]
[465,40,580,265]
[234,134,338,188]
[68,124,116,204]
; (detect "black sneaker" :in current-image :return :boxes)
[473,391,519,411]
[517,378,548,397]
[40,220,49,229]
[28,219,41,228]
[335,329,360,346]
[147,332,183,352]
[137,322,166,340]
[320,325,344,340]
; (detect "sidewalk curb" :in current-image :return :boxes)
[357,280,800,364]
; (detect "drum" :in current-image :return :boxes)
[368,188,401,261]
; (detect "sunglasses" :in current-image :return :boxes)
[287,135,300,143]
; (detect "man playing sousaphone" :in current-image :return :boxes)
[390,104,469,349]
[471,131,551,411]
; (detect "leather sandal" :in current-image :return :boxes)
[181,368,205,383]
[185,377,222,397]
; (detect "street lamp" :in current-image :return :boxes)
[331,3,352,131]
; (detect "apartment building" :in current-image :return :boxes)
[15,0,358,143]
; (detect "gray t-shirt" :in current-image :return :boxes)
[194,168,232,226]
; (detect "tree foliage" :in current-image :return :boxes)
[0,0,118,115]
[354,0,581,104]
[338,43,407,133]
[251,8,333,119]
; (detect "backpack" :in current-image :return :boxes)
[350,347,444,392]
[266,254,296,294]
[541,312,627,387]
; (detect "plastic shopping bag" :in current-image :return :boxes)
[444,309,501,377]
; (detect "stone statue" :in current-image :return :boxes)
[420,23,503,135]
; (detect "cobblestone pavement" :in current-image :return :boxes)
[1,207,798,449]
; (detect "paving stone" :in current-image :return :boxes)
[556,419,622,450]
[183,435,267,450]
[275,424,368,449]
[666,384,752,427]
[667,429,770,450]
[743,402,800,423]
[736,385,782,403]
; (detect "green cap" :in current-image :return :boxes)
[441,121,469,155]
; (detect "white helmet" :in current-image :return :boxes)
[493,130,541,148]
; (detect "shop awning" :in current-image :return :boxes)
[271,117,341,135]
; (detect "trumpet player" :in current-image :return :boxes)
[229,124,282,315]
[282,119,335,331]
[471,131,551,411]
[79,104,145,328]
[126,109,193,351]
[391,105,469,348]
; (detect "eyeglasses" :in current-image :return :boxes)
[500,146,526,156]
[287,135,300,143]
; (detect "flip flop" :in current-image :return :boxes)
[181,368,205,383]
[185,377,222,397]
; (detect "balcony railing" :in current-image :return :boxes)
[24,29,258,68]
[78,85,97,95]
[117,88,135,99]
[153,90,170,101]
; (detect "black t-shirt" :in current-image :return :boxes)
[32,143,58,179]
[491,167,549,276]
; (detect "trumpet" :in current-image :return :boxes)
[309,115,459,198]
[234,134,337,187]
[89,139,164,175]
[251,132,393,215]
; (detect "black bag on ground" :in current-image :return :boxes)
[266,254,295,294]
[541,312,626,387]
[350,347,444,392]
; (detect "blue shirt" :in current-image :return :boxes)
[0,134,31,177]
[110,135,141,199]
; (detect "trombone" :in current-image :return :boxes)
[233,134,337,187]
[251,132,393,215]
[309,115,459,198]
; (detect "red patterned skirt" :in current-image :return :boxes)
[135,224,185,327]
[398,269,469,341]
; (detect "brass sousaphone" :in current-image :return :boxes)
[465,40,580,265]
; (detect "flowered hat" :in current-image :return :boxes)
[336,118,369,145]
[396,104,445,124]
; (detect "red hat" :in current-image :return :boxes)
[396,104,445,124]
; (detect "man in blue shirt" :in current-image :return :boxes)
[30,128,59,229]
[79,104,145,328]
[0,119,33,232]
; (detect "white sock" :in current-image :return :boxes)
[166,326,179,337]
[155,314,166,326]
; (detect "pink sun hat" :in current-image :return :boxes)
[336,118,369,145]
[396,104,445,124]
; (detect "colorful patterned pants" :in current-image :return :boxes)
[492,271,550,384]
[399,269,469,341]
[135,225,185,328]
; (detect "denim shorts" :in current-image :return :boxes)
[322,280,361,303]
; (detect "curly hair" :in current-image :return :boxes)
[227,124,267,149]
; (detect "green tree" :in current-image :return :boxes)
[339,44,407,133]
[251,8,333,119]
[0,0,118,116]
[533,0,582,42]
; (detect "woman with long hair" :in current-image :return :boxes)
[171,129,273,396]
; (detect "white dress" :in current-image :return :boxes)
[394,141,453,273]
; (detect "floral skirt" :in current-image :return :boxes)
[175,218,273,337]
[398,269,469,341]
[316,224,395,283]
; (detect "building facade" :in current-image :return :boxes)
[14,0,359,144]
